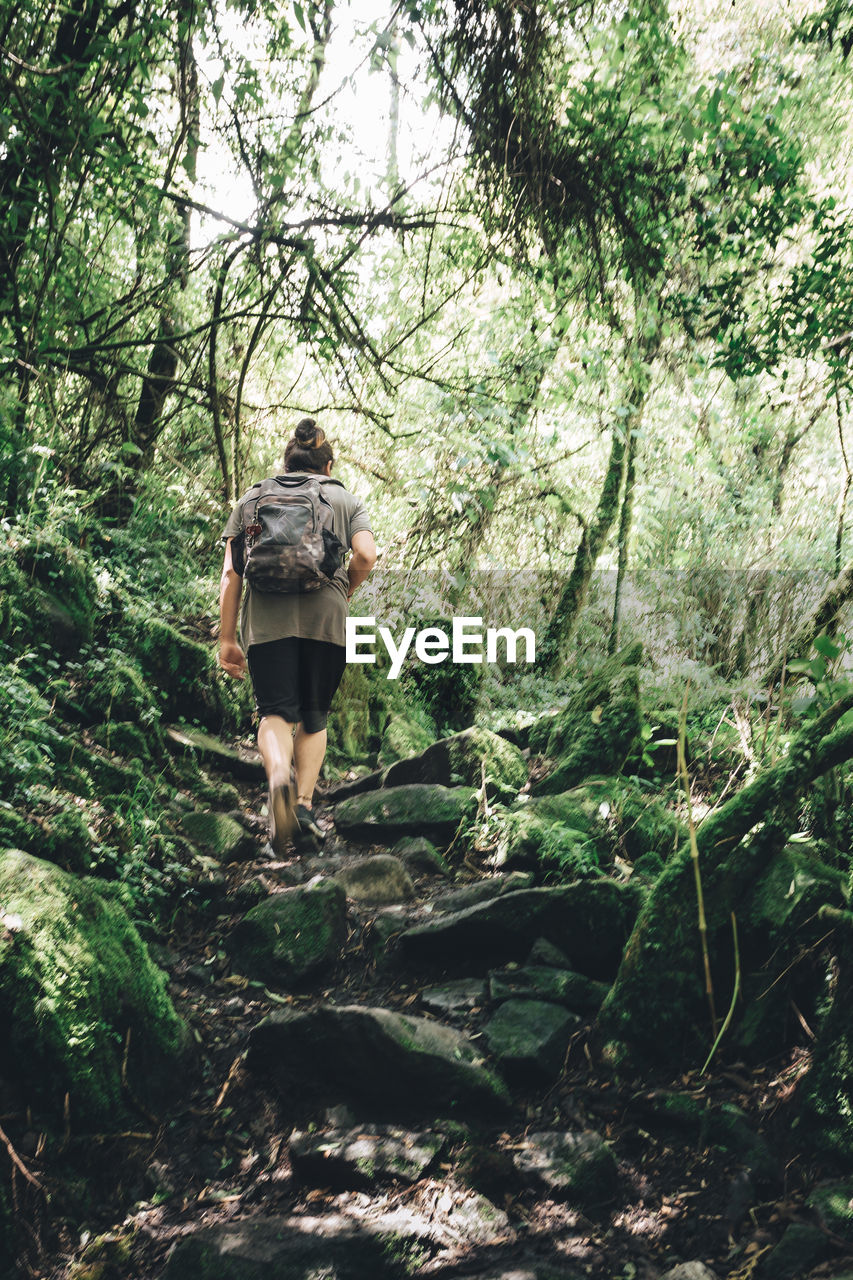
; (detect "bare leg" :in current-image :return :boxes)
[257,715,295,786]
[257,715,296,849]
[293,726,327,808]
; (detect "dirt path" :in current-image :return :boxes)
[30,767,853,1280]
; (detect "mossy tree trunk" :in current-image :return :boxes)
[540,343,653,675]
[607,428,638,656]
[597,691,853,1066]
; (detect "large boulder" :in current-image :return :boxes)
[382,728,527,802]
[334,784,477,848]
[0,850,188,1126]
[247,1004,509,1115]
[398,881,644,980]
[227,879,347,986]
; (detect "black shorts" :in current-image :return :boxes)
[246,637,347,733]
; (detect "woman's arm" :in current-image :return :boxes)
[347,529,377,600]
[219,538,246,678]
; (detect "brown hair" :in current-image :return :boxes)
[283,417,335,474]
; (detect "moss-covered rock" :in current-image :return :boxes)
[19,784,96,874]
[495,805,602,880]
[334,784,478,848]
[391,836,451,879]
[180,810,253,862]
[530,647,643,792]
[247,1003,510,1114]
[399,880,645,979]
[489,965,609,1014]
[76,647,159,727]
[757,1222,829,1280]
[735,846,847,1061]
[332,855,416,905]
[192,771,242,811]
[227,879,347,986]
[498,777,682,878]
[382,727,527,803]
[0,849,188,1126]
[92,718,156,762]
[807,1179,853,1243]
[483,998,578,1084]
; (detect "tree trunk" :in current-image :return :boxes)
[597,691,853,1066]
[540,339,654,675]
[607,429,638,655]
[127,0,198,477]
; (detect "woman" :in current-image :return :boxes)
[218,418,376,852]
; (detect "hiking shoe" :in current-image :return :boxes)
[294,804,325,851]
[269,782,296,854]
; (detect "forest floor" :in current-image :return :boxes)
[22,754,853,1280]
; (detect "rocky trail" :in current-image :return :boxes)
[15,718,853,1280]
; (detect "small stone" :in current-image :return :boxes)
[421,979,487,1015]
[332,855,416,905]
[489,965,609,1014]
[659,1265,718,1280]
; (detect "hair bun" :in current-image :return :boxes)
[294,417,325,449]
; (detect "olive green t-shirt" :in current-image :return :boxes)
[221,472,372,650]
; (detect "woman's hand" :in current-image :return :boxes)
[219,640,246,679]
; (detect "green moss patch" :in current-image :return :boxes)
[530,647,644,792]
[0,849,188,1126]
[383,727,527,803]
[228,879,347,986]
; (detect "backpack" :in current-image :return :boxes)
[240,475,345,593]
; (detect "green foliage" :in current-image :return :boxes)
[0,849,188,1126]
